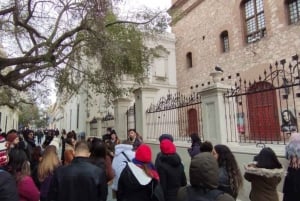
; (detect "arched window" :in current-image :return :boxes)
[186,52,193,68]
[220,31,230,52]
[242,0,266,43]
[286,0,300,24]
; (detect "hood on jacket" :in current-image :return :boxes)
[159,153,182,167]
[114,144,134,156]
[190,152,219,189]
[244,165,285,178]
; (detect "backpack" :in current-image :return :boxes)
[186,186,223,201]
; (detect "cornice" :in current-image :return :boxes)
[169,0,205,25]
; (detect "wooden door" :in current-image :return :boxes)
[247,82,280,140]
[188,108,198,134]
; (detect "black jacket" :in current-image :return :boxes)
[156,153,187,201]
[47,157,107,201]
[0,168,19,201]
[118,162,157,201]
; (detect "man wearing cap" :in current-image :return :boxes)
[0,136,19,201]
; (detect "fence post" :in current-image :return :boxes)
[113,98,132,140]
[133,87,159,140]
[199,82,232,145]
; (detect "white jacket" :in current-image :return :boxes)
[111,144,135,190]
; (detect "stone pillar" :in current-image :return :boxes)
[199,82,233,145]
[113,98,132,140]
[133,87,159,140]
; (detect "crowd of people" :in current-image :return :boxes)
[0,128,299,201]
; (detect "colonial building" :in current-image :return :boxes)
[0,45,19,132]
[169,0,300,144]
[50,33,177,139]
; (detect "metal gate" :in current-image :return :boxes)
[224,55,300,145]
[146,92,203,142]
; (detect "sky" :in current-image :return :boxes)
[121,0,171,10]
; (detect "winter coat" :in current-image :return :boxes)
[187,142,201,158]
[156,153,187,201]
[48,157,107,201]
[218,166,235,198]
[176,152,235,201]
[0,169,19,201]
[91,155,115,182]
[18,176,40,201]
[111,144,135,191]
[244,165,284,201]
[118,162,158,201]
[283,167,300,201]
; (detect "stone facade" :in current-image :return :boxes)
[170,0,300,93]
[50,33,177,138]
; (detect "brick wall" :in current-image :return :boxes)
[171,0,300,93]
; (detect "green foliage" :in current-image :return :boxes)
[0,0,169,106]
[18,103,40,128]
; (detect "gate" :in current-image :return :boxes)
[224,55,300,145]
[146,92,203,142]
[126,104,136,131]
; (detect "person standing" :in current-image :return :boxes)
[283,132,300,201]
[213,144,243,199]
[156,139,187,201]
[176,152,235,201]
[7,148,40,201]
[244,147,284,201]
[111,140,135,200]
[0,136,19,201]
[118,144,161,201]
[48,140,107,201]
[127,129,143,150]
[187,133,201,158]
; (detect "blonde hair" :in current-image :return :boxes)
[38,145,60,182]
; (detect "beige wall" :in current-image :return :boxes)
[171,0,300,93]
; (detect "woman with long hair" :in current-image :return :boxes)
[38,145,60,201]
[7,148,40,201]
[213,144,243,199]
[244,147,284,201]
[89,138,114,182]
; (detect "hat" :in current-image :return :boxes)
[6,133,18,143]
[0,136,8,166]
[160,139,176,154]
[159,134,174,142]
[135,144,152,163]
[190,152,219,188]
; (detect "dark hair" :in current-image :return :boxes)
[190,133,201,144]
[255,147,282,169]
[214,144,243,198]
[65,131,76,145]
[7,149,30,181]
[7,129,17,136]
[200,141,213,152]
[90,138,106,159]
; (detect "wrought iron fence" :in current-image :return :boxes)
[224,55,300,145]
[146,92,203,142]
[126,104,136,131]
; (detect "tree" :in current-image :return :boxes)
[0,0,169,106]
